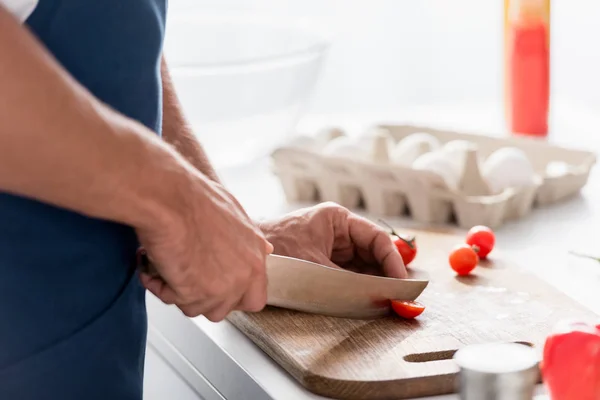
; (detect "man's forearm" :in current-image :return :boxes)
[0,7,200,231]
[161,56,221,183]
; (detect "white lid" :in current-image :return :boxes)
[454,343,539,374]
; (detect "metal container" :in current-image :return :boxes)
[454,342,540,400]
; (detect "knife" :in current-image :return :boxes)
[137,249,429,319]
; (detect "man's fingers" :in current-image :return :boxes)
[140,274,180,304]
[265,240,274,255]
[317,257,342,270]
[347,215,407,279]
[237,239,270,312]
[179,297,222,319]
[203,294,244,322]
[236,270,268,312]
[378,244,407,279]
[356,247,376,264]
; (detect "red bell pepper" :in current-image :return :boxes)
[542,320,600,400]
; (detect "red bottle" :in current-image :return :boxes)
[506,0,550,137]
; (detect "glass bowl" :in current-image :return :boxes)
[163,13,330,170]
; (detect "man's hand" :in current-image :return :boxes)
[258,202,407,279]
[138,176,272,322]
[0,8,271,323]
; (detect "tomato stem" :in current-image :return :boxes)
[471,245,480,254]
[569,250,600,263]
[378,219,415,249]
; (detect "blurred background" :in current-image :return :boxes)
[161,0,600,172]
[166,0,599,115]
[146,4,600,398]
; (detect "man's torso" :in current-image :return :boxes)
[0,1,166,398]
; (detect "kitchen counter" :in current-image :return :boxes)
[145,106,600,400]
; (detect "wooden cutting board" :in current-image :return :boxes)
[227,228,598,400]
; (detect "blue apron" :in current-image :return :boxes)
[0,1,166,398]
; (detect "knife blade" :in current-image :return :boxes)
[266,254,429,319]
[137,249,429,319]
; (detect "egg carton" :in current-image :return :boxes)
[270,124,596,229]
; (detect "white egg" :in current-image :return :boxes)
[545,161,572,178]
[322,136,367,160]
[286,134,318,151]
[316,126,346,145]
[390,132,441,166]
[482,147,537,194]
[440,140,479,178]
[443,139,476,152]
[412,151,461,190]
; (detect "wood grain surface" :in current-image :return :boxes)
[227,228,598,400]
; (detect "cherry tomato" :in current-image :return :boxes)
[449,244,479,275]
[394,236,417,266]
[466,225,495,259]
[379,219,417,266]
[391,300,425,319]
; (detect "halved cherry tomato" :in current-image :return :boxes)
[379,219,417,266]
[466,225,495,259]
[449,244,479,275]
[391,300,425,319]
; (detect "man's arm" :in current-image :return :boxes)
[161,56,221,183]
[0,6,198,231]
[0,6,270,319]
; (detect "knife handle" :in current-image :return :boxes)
[136,247,160,278]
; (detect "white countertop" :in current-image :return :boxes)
[145,105,600,400]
